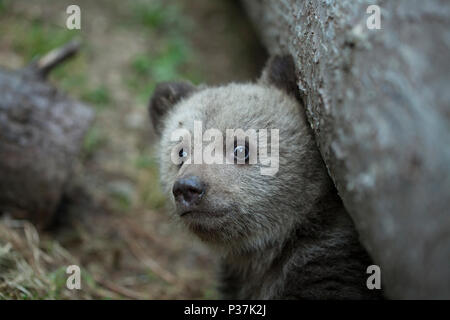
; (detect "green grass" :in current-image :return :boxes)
[110,190,133,212]
[0,238,96,300]
[134,0,184,32]
[0,0,10,16]
[82,127,107,159]
[151,38,191,81]
[126,0,202,105]
[12,20,80,61]
[130,37,191,81]
[134,153,157,170]
[49,54,90,97]
[47,267,69,299]
[128,36,201,105]
[130,46,184,83]
[81,86,111,107]
[5,16,112,110]
[4,16,96,106]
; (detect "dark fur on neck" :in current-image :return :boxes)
[219,192,383,300]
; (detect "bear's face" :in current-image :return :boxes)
[149,56,331,253]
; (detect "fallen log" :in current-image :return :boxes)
[0,40,94,228]
[243,0,450,299]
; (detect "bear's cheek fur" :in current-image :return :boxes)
[159,150,300,245]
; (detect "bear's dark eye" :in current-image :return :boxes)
[178,148,187,168]
[234,144,249,163]
[179,148,187,159]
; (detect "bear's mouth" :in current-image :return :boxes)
[179,209,227,218]
[179,210,192,217]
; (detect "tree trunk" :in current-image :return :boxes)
[0,41,93,229]
[243,0,450,299]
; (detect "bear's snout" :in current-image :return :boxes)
[172,176,206,215]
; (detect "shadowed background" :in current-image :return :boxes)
[0,0,266,299]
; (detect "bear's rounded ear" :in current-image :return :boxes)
[148,81,196,135]
[259,55,301,101]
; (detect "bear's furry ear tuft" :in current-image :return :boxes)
[259,55,300,101]
[148,81,196,135]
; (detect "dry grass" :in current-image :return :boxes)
[0,209,215,299]
[0,218,94,299]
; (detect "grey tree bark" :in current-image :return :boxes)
[243,0,450,299]
[0,41,93,228]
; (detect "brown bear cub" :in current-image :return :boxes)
[148,55,382,299]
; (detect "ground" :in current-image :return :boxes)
[0,0,265,299]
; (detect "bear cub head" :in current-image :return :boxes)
[149,56,332,253]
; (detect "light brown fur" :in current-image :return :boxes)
[149,56,382,299]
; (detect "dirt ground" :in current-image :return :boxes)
[0,0,266,299]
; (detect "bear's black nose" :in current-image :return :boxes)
[172,176,205,212]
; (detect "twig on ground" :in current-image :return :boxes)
[33,39,81,78]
